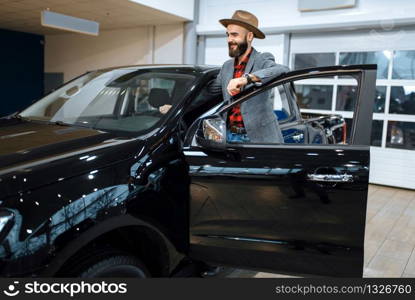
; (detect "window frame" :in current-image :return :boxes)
[291,50,415,150]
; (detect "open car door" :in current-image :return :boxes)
[183,65,377,277]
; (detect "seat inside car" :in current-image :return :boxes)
[147,88,172,109]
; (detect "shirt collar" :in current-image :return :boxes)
[235,47,253,66]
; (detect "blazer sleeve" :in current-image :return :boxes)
[188,67,223,110]
[251,52,290,85]
[206,67,223,95]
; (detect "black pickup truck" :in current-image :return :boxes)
[0,64,376,277]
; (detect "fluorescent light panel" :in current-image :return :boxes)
[41,10,99,36]
[298,0,356,12]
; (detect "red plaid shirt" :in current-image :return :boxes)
[228,48,253,130]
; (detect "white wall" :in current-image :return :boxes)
[154,24,184,64]
[130,0,194,20]
[197,0,415,35]
[290,27,415,53]
[45,24,184,82]
[370,147,415,190]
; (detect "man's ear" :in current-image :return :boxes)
[247,31,254,42]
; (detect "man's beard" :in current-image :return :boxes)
[228,38,248,58]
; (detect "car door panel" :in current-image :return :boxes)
[187,144,368,277]
[184,65,377,277]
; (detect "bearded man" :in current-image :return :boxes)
[208,10,290,143]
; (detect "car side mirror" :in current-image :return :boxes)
[195,116,226,150]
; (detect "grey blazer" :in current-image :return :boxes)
[208,48,290,143]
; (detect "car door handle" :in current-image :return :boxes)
[307,173,354,183]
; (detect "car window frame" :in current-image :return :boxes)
[205,65,376,147]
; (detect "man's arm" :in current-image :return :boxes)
[250,52,290,85]
[227,52,289,95]
[187,68,224,111]
[206,68,223,95]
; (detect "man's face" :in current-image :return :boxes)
[226,24,251,58]
[139,80,149,94]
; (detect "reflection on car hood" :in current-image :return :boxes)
[0,119,109,170]
[0,118,142,199]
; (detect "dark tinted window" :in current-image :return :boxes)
[389,86,415,115]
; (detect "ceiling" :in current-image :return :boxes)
[0,0,187,35]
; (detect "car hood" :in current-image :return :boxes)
[0,118,142,199]
[0,118,111,168]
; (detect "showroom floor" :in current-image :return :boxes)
[225,184,415,278]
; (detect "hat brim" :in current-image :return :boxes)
[219,19,265,39]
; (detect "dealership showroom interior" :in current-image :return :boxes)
[1,0,415,279]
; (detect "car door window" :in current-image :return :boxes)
[271,84,292,123]
[222,74,363,145]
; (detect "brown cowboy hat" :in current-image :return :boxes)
[219,10,265,39]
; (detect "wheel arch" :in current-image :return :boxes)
[41,214,178,277]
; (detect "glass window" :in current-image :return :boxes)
[20,69,196,133]
[150,78,175,96]
[271,84,292,122]
[336,85,358,112]
[386,121,415,150]
[344,118,383,146]
[336,86,386,112]
[374,86,387,113]
[293,53,335,69]
[224,84,293,144]
[392,50,415,79]
[80,87,124,116]
[339,51,389,79]
[389,86,415,115]
[226,85,283,144]
[295,84,333,110]
[371,120,384,147]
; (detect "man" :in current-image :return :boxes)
[134,79,171,115]
[134,79,152,112]
[209,10,290,143]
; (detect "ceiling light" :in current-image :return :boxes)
[41,10,99,36]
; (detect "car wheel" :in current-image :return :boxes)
[79,255,150,278]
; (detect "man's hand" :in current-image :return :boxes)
[227,74,261,96]
[159,104,172,114]
[227,77,248,96]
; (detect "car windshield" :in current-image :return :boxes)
[19,68,196,133]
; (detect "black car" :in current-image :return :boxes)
[0,64,376,277]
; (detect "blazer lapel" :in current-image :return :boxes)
[223,59,234,104]
[244,48,257,75]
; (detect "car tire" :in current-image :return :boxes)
[79,255,150,278]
